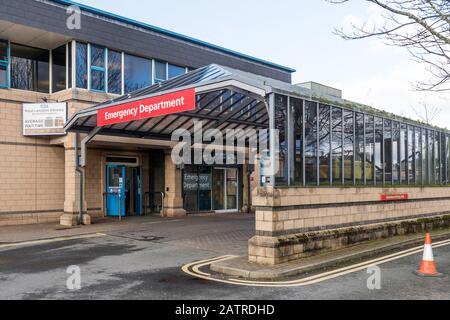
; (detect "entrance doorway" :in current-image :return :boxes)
[213,168,238,212]
[106,164,142,217]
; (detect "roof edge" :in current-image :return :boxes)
[47,0,296,73]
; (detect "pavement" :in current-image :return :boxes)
[0,214,449,300]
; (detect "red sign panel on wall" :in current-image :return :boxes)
[380,194,409,201]
[97,88,196,127]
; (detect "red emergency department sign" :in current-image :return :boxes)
[97,88,196,127]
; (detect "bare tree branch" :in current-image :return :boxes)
[328,0,450,91]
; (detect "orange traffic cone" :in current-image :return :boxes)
[415,233,442,277]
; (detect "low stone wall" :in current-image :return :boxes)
[249,186,450,265]
[0,210,103,227]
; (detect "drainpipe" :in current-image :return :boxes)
[74,133,84,225]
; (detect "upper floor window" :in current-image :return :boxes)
[124,53,151,94]
[154,60,167,83]
[90,45,106,92]
[0,39,8,88]
[168,63,185,79]
[108,50,122,94]
[10,43,49,93]
[52,44,66,93]
[76,42,88,89]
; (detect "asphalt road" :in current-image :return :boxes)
[0,215,448,300]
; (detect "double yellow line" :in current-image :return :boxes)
[182,239,450,287]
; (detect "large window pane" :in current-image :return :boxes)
[10,43,49,93]
[319,104,330,184]
[292,97,303,185]
[108,50,122,94]
[52,44,66,93]
[384,120,392,184]
[332,107,343,184]
[375,117,383,184]
[435,131,440,183]
[355,113,365,184]
[408,126,415,183]
[155,60,167,83]
[400,124,407,184]
[168,63,185,79]
[415,128,422,184]
[392,122,400,183]
[422,129,428,183]
[441,133,446,184]
[429,130,435,183]
[275,95,288,185]
[124,54,151,93]
[305,101,317,184]
[343,110,354,184]
[76,42,87,89]
[91,69,105,92]
[365,115,374,184]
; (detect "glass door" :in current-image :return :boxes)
[226,168,238,211]
[213,168,239,212]
[213,169,225,211]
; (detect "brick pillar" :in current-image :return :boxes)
[163,150,186,217]
[61,134,90,226]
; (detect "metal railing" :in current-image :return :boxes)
[143,192,165,216]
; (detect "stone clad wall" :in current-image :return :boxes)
[249,186,450,265]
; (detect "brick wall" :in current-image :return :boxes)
[249,186,450,265]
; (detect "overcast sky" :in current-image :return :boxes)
[76,0,449,128]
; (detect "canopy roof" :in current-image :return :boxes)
[65,64,448,138]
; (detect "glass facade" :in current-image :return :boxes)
[124,54,151,94]
[270,94,450,188]
[0,38,191,94]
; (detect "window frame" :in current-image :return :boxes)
[89,44,106,93]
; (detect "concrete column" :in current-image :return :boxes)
[60,134,90,226]
[163,150,186,217]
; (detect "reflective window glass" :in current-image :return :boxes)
[124,54,151,93]
[76,42,87,89]
[305,101,317,185]
[108,50,122,94]
[10,43,49,93]
[168,63,185,79]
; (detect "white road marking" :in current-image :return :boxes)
[182,239,450,287]
[0,233,106,250]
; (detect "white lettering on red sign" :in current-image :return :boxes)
[97,89,195,127]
